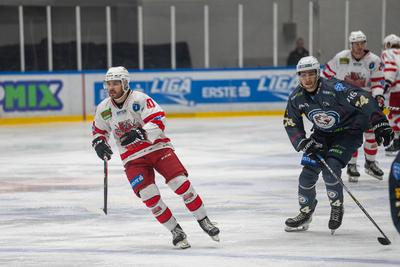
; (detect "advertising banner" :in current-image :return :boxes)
[87,68,298,114]
[0,74,83,119]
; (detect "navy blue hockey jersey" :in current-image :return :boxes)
[284,77,388,151]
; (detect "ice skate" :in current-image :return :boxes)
[171,224,191,249]
[285,201,317,232]
[385,138,400,156]
[347,164,360,183]
[198,216,220,242]
[364,160,383,180]
[329,205,344,235]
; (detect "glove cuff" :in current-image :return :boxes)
[372,121,390,131]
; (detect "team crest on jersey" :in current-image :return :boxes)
[339,57,349,64]
[308,109,340,129]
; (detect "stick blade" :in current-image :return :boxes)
[377,237,391,245]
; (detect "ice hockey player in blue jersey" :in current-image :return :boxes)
[283,56,394,234]
[388,151,400,234]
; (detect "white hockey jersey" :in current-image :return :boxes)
[322,50,384,97]
[381,48,400,93]
[92,90,173,165]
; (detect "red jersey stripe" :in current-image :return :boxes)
[370,77,384,82]
[120,138,171,160]
[325,63,336,75]
[144,112,165,124]
[92,123,107,135]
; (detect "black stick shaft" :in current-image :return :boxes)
[317,155,390,243]
[103,157,108,215]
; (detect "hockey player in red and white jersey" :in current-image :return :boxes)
[91,66,220,249]
[381,34,400,156]
[322,31,386,182]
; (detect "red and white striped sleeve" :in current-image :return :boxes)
[92,103,111,141]
[382,50,398,84]
[322,56,338,79]
[370,57,385,97]
[138,93,166,143]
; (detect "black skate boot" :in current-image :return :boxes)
[171,224,190,249]
[364,160,384,180]
[347,164,360,183]
[385,138,400,156]
[285,201,317,232]
[329,205,344,235]
[198,216,220,242]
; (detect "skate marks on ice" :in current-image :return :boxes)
[0,118,399,266]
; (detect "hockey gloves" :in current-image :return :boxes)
[120,128,147,146]
[375,95,385,111]
[298,138,323,160]
[373,122,394,146]
[92,137,113,160]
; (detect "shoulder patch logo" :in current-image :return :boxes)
[355,95,369,107]
[132,103,141,112]
[101,108,112,120]
[339,57,350,64]
[334,83,345,91]
[369,62,375,69]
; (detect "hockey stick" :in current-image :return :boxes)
[385,106,400,111]
[103,156,108,215]
[316,154,391,245]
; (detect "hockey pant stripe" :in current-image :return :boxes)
[168,175,207,220]
[140,184,177,231]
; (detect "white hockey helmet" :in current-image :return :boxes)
[104,66,130,91]
[296,56,320,78]
[349,30,367,43]
[383,34,400,48]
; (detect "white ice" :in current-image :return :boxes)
[0,116,399,267]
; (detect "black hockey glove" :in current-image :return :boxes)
[92,137,113,160]
[375,95,385,111]
[120,128,147,146]
[373,122,394,146]
[298,138,323,160]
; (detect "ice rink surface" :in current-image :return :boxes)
[0,116,399,267]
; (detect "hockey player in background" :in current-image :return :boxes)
[381,34,400,156]
[323,31,386,182]
[284,56,393,234]
[91,66,220,249]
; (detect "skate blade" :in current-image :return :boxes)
[331,229,336,235]
[365,169,383,180]
[210,234,220,242]
[175,239,191,249]
[285,224,309,232]
[348,176,358,183]
[385,151,398,157]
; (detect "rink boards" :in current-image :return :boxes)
[0,67,297,124]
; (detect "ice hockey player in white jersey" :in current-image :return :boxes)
[381,34,400,155]
[92,66,220,249]
[323,30,386,182]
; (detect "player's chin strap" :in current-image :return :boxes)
[316,154,391,246]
